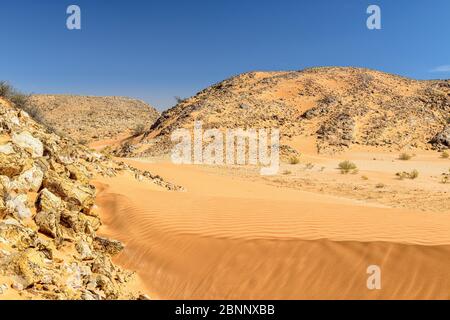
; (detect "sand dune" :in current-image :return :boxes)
[94,160,450,299]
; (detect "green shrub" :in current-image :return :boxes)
[289,156,300,165]
[396,169,419,180]
[338,160,357,174]
[441,151,449,159]
[133,124,146,136]
[399,153,412,161]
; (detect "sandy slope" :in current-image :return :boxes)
[94,159,450,300]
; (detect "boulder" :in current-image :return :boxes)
[0,143,15,155]
[5,194,32,220]
[75,239,94,260]
[60,209,84,233]
[43,171,95,213]
[10,165,43,192]
[431,125,450,149]
[66,164,90,184]
[0,154,33,178]
[37,188,62,212]
[11,132,43,158]
[16,249,51,287]
[0,218,37,249]
[93,236,124,256]
[34,210,60,238]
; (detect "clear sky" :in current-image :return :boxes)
[1,0,449,110]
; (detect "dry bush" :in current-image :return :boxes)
[441,151,449,159]
[338,160,357,174]
[289,156,300,165]
[396,169,419,180]
[399,153,412,161]
[133,124,146,136]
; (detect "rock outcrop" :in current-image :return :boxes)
[0,96,180,300]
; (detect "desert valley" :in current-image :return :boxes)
[0,67,449,300]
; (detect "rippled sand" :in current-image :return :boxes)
[94,160,450,299]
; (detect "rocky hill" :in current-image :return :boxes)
[115,67,450,157]
[0,93,180,300]
[29,95,159,144]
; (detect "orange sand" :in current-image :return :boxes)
[94,160,450,299]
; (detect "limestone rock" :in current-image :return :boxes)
[5,194,32,220]
[0,154,33,178]
[93,236,124,256]
[75,239,94,260]
[34,210,60,238]
[37,188,62,213]
[43,171,95,213]
[11,132,43,158]
[10,165,43,192]
[0,218,37,249]
[0,143,15,155]
[16,249,51,287]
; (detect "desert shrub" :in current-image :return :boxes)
[289,156,300,165]
[304,163,314,170]
[0,81,13,97]
[361,175,369,180]
[282,170,292,175]
[399,153,412,161]
[78,138,88,145]
[375,183,385,189]
[396,169,419,180]
[338,160,357,174]
[318,94,337,105]
[0,81,30,109]
[133,124,146,136]
[441,151,449,159]
[174,96,185,104]
[441,170,450,184]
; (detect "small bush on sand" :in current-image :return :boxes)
[305,163,314,170]
[375,183,385,189]
[441,170,450,184]
[282,170,292,175]
[133,124,146,136]
[361,175,369,180]
[396,169,419,180]
[338,160,357,174]
[399,153,412,161]
[289,156,300,165]
[441,151,449,159]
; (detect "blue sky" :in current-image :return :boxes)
[1,0,449,110]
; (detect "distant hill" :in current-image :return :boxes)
[114,67,450,157]
[29,95,159,143]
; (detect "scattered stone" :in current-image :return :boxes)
[93,236,124,256]
[11,132,44,158]
[34,210,60,238]
[0,143,15,155]
[5,194,32,220]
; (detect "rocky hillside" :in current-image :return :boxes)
[0,95,180,300]
[29,95,159,143]
[115,67,450,157]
